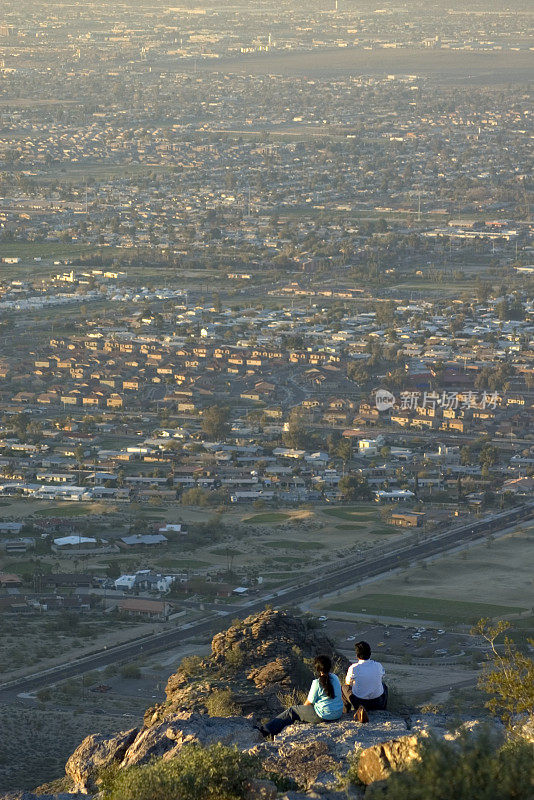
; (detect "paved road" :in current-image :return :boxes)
[0,501,532,703]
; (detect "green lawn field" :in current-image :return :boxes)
[34,504,93,518]
[243,512,291,524]
[325,592,527,624]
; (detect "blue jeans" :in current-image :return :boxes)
[263,704,324,736]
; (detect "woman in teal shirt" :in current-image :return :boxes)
[258,655,343,738]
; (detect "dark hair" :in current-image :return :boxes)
[314,655,335,699]
[355,641,371,660]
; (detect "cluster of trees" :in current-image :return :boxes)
[180,487,228,508]
[461,439,499,470]
[338,474,372,501]
[496,297,525,322]
[473,363,515,393]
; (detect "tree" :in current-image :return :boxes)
[472,618,534,725]
[479,443,498,470]
[336,438,353,464]
[201,405,230,440]
[375,301,396,327]
[496,298,524,321]
[347,361,370,384]
[338,474,372,501]
[283,407,312,450]
[181,487,210,507]
[461,445,473,466]
[106,562,121,579]
[74,444,85,465]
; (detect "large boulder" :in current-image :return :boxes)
[65,728,138,794]
[66,712,262,786]
[121,711,261,769]
[248,657,294,690]
[258,711,410,764]
[356,734,421,785]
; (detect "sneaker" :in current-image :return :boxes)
[355,705,369,724]
[254,724,274,741]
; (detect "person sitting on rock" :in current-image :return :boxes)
[257,655,343,739]
[342,640,388,718]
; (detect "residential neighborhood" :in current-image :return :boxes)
[0,0,533,794]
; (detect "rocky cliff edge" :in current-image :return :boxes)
[2,609,530,800]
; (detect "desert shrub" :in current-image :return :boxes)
[277,687,308,709]
[365,729,534,800]
[101,743,259,800]
[120,663,141,679]
[77,624,96,638]
[179,655,204,679]
[205,689,241,717]
[224,645,245,674]
[344,748,364,787]
[303,615,321,631]
[419,702,443,715]
[331,655,348,685]
[263,771,299,792]
[57,679,81,699]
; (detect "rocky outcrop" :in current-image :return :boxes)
[66,712,262,793]
[64,728,138,794]
[65,709,450,796]
[209,609,338,669]
[124,711,263,768]
[55,610,519,799]
[260,711,410,764]
[263,741,338,791]
[255,711,420,793]
[159,609,347,720]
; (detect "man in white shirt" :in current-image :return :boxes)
[342,640,388,713]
